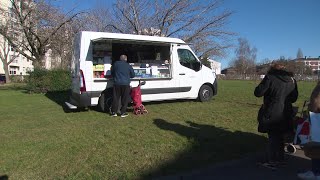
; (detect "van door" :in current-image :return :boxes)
[176,46,203,99]
[71,58,80,94]
[71,35,81,95]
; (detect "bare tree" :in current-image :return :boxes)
[0,3,21,83]
[297,48,303,59]
[91,0,234,59]
[0,29,19,83]
[231,38,257,75]
[260,58,271,65]
[83,5,112,32]
[48,16,86,69]
[0,0,82,68]
[291,60,312,75]
[272,59,312,76]
[280,56,286,61]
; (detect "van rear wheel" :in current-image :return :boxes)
[98,91,113,113]
[198,85,213,102]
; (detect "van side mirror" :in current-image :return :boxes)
[194,61,202,71]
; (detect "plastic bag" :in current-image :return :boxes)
[294,116,310,145]
[309,112,320,142]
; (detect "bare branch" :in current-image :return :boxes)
[232,38,257,74]
[92,0,234,58]
[0,0,83,68]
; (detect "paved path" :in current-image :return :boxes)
[155,149,311,180]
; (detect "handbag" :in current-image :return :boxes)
[293,101,310,145]
[257,105,268,133]
[299,112,320,158]
[293,115,310,145]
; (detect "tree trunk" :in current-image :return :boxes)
[3,61,11,83]
[33,55,46,69]
[32,60,42,69]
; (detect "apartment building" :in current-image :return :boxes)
[296,56,320,72]
[207,59,221,74]
[0,0,34,76]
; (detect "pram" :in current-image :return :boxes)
[130,81,148,115]
[285,100,309,154]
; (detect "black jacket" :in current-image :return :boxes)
[111,60,135,86]
[254,68,298,133]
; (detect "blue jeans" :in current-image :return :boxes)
[312,159,320,174]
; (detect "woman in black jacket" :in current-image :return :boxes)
[254,62,298,168]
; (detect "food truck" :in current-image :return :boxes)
[65,31,217,111]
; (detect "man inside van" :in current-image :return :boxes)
[110,54,135,117]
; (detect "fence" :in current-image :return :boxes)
[217,74,320,82]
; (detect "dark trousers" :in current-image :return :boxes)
[267,131,285,162]
[111,85,131,114]
[312,159,320,174]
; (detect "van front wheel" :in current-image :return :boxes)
[198,85,213,102]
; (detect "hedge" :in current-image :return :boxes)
[26,68,71,93]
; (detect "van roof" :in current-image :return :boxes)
[81,31,186,44]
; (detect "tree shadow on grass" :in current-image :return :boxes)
[45,90,101,113]
[45,91,70,106]
[141,97,217,106]
[141,119,268,179]
[143,99,196,105]
[45,90,80,113]
[44,91,216,113]
[0,175,8,180]
[224,100,261,108]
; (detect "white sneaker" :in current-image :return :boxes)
[297,171,316,180]
[120,113,129,118]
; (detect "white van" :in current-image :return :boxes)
[65,31,217,111]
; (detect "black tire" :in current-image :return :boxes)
[198,85,213,102]
[98,90,113,113]
[285,144,296,154]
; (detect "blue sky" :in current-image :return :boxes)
[56,0,320,69]
[222,0,320,68]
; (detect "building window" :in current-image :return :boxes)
[10,55,18,63]
[9,67,18,75]
[9,45,18,52]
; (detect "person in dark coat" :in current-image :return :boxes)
[110,54,135,117]
[254,62,298,168]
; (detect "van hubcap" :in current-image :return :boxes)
[202,89,210,100]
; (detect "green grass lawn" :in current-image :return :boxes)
[0,80,316,179]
